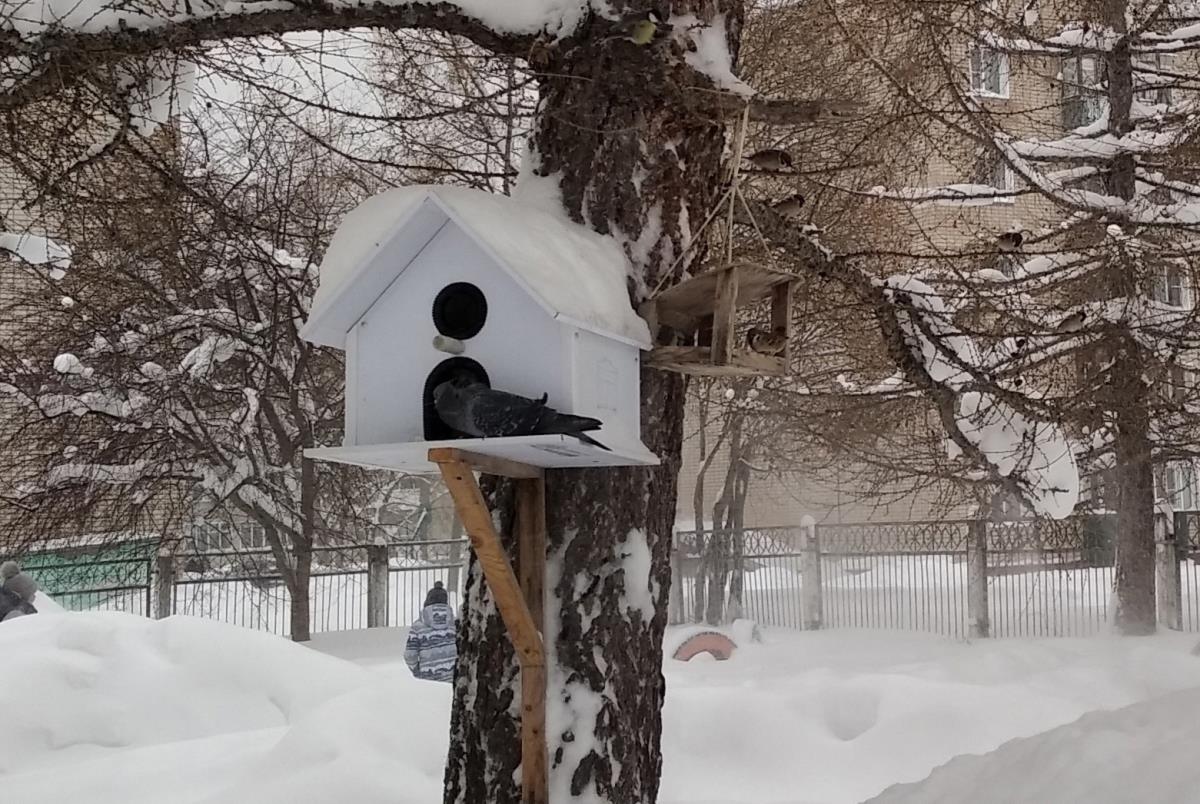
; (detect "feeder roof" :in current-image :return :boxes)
[303,185,651,348]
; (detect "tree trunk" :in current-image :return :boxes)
[290,456,316,642]
[444,6,739,802]
[1101,0,1155,635]
[706,414,743,624]
[1112,349,1156,634]
[691,393,710,623]
[726,460,750,622]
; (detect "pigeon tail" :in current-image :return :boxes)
[573,431,612,451]
[535,410,603,436]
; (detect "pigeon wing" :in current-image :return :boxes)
[467,387,545,437]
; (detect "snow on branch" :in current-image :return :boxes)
[736,199,1080,519]
[0,0,572,108]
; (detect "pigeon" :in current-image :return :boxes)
[997,231,1023,252]
[747,149,794,171]
[746,326,788,356]
[772,193,806,217]
[433,377,610,450]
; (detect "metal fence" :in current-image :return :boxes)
[29,540,468,639]
[673,513,1178,639]
[30,514,1200,640]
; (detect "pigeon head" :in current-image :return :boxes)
[434,374,482,406]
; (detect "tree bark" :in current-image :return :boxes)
[444,6,740,802]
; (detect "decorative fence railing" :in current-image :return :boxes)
[673,512,1199,639]
[27,512,1200,641]
[27,539,468,638]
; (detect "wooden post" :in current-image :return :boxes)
[515,477,547,799]
[800,517,823,630]
[710,266,739,365]
[1156,512,1182,630]
[966,520,990,638]
[772,279,796,365]
[153,552,174,620]
[366,541,390,629]
[430,448,548,804]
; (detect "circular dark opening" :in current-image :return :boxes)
[432,282,487,340]
[423,357,490,441]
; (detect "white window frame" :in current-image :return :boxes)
[1160,463,1195,510]
[970,149,1017,203]
[1062,53,1107,129]
[1152,264,1189,308]
[1135,52,1173,107]
[970,44,1011,99]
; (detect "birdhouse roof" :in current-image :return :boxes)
[302,185,651,348]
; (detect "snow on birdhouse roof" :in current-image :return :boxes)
[303,185,651,348]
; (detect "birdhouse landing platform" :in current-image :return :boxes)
[305,433,659,474]
[642,261,798,377]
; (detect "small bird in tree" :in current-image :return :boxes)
[772,193,806,218]
[997,230,1024,252]
[746,326,788,356]
[433,377,609,450]
[747,149,794,171]
[609,9,666,45]
[1056,310,1087,334]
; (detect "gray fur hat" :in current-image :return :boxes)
[0,561,19,581]
[4,570,37,602]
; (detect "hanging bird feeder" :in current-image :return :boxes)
[641,261,797,376]
[641,104,799,377]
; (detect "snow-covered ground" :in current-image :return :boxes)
[1,612,1198,803]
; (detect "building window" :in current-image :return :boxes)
[1159,463,1195,510]
[1135,53,1172,106]
[1152,265,1187,307]
[970,45,1010,98]
[1062,54,1106,129]
[971,149,1015,199]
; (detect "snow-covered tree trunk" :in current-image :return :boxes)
[445,6,739,801]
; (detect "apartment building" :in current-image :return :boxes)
[678,3,1200,530]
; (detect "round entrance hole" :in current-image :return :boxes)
[432,282,487,340]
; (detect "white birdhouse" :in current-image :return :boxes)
[300,185,659,473]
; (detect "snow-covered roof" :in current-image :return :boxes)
[302,185,651,349]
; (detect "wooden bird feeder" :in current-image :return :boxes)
[642,261,798,377]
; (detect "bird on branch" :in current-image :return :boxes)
[772,193,806,218]
[997,230,1024,253]
[746,149,795,172]
[746,326,788,356]
[433,377,609,450]
[606,9,669,46]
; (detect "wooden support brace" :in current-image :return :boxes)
[431,449,548,804]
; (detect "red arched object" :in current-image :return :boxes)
[671,631,736,662]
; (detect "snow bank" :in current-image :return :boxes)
[6,615,1199,804]
[659,629,1200,804]
[870,684,1200,803]
[0,612,364,774]
[0,613,449,804]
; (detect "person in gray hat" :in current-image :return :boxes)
[0,561,37,621]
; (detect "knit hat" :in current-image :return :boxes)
[424,580,448,607]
